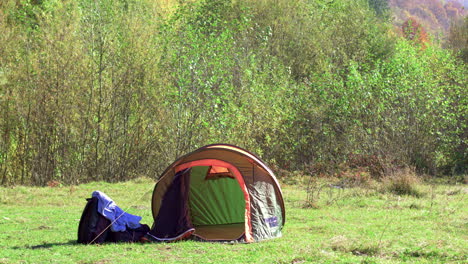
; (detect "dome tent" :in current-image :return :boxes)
[149,144,285,242]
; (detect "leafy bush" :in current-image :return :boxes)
[0,0,466,185]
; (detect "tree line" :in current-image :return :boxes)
[0,0,466,185]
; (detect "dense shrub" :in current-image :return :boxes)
[0,0,466,185]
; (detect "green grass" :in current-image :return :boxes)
[0,177,466,263]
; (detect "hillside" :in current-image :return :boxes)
[388,0,466,40]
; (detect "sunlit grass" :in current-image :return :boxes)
[0,177,466,263]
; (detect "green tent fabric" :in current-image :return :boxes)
[188,166,245,226]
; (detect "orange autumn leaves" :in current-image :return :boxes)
[402,17,429,48]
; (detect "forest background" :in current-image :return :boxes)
[0,0,466,186]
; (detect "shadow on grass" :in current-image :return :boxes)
[13,240,150,250]
[12,240,77,250]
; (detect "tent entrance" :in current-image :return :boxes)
[188,166,245,241]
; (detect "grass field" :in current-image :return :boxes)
[0,177,466,263]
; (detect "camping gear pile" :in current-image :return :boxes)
[77,144,285,243]
[77,192,150,244]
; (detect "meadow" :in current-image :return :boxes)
[0,177,466,263]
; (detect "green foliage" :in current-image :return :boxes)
[1,0,168,185]
[447,16,468,63]
[0,0,466,185]
[367,0,390,17]
[157,0,291,158]
[246,0,394,80]
[284,39,466,175]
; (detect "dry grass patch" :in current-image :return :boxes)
[381,168,423,197]
[330,235,381,257]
